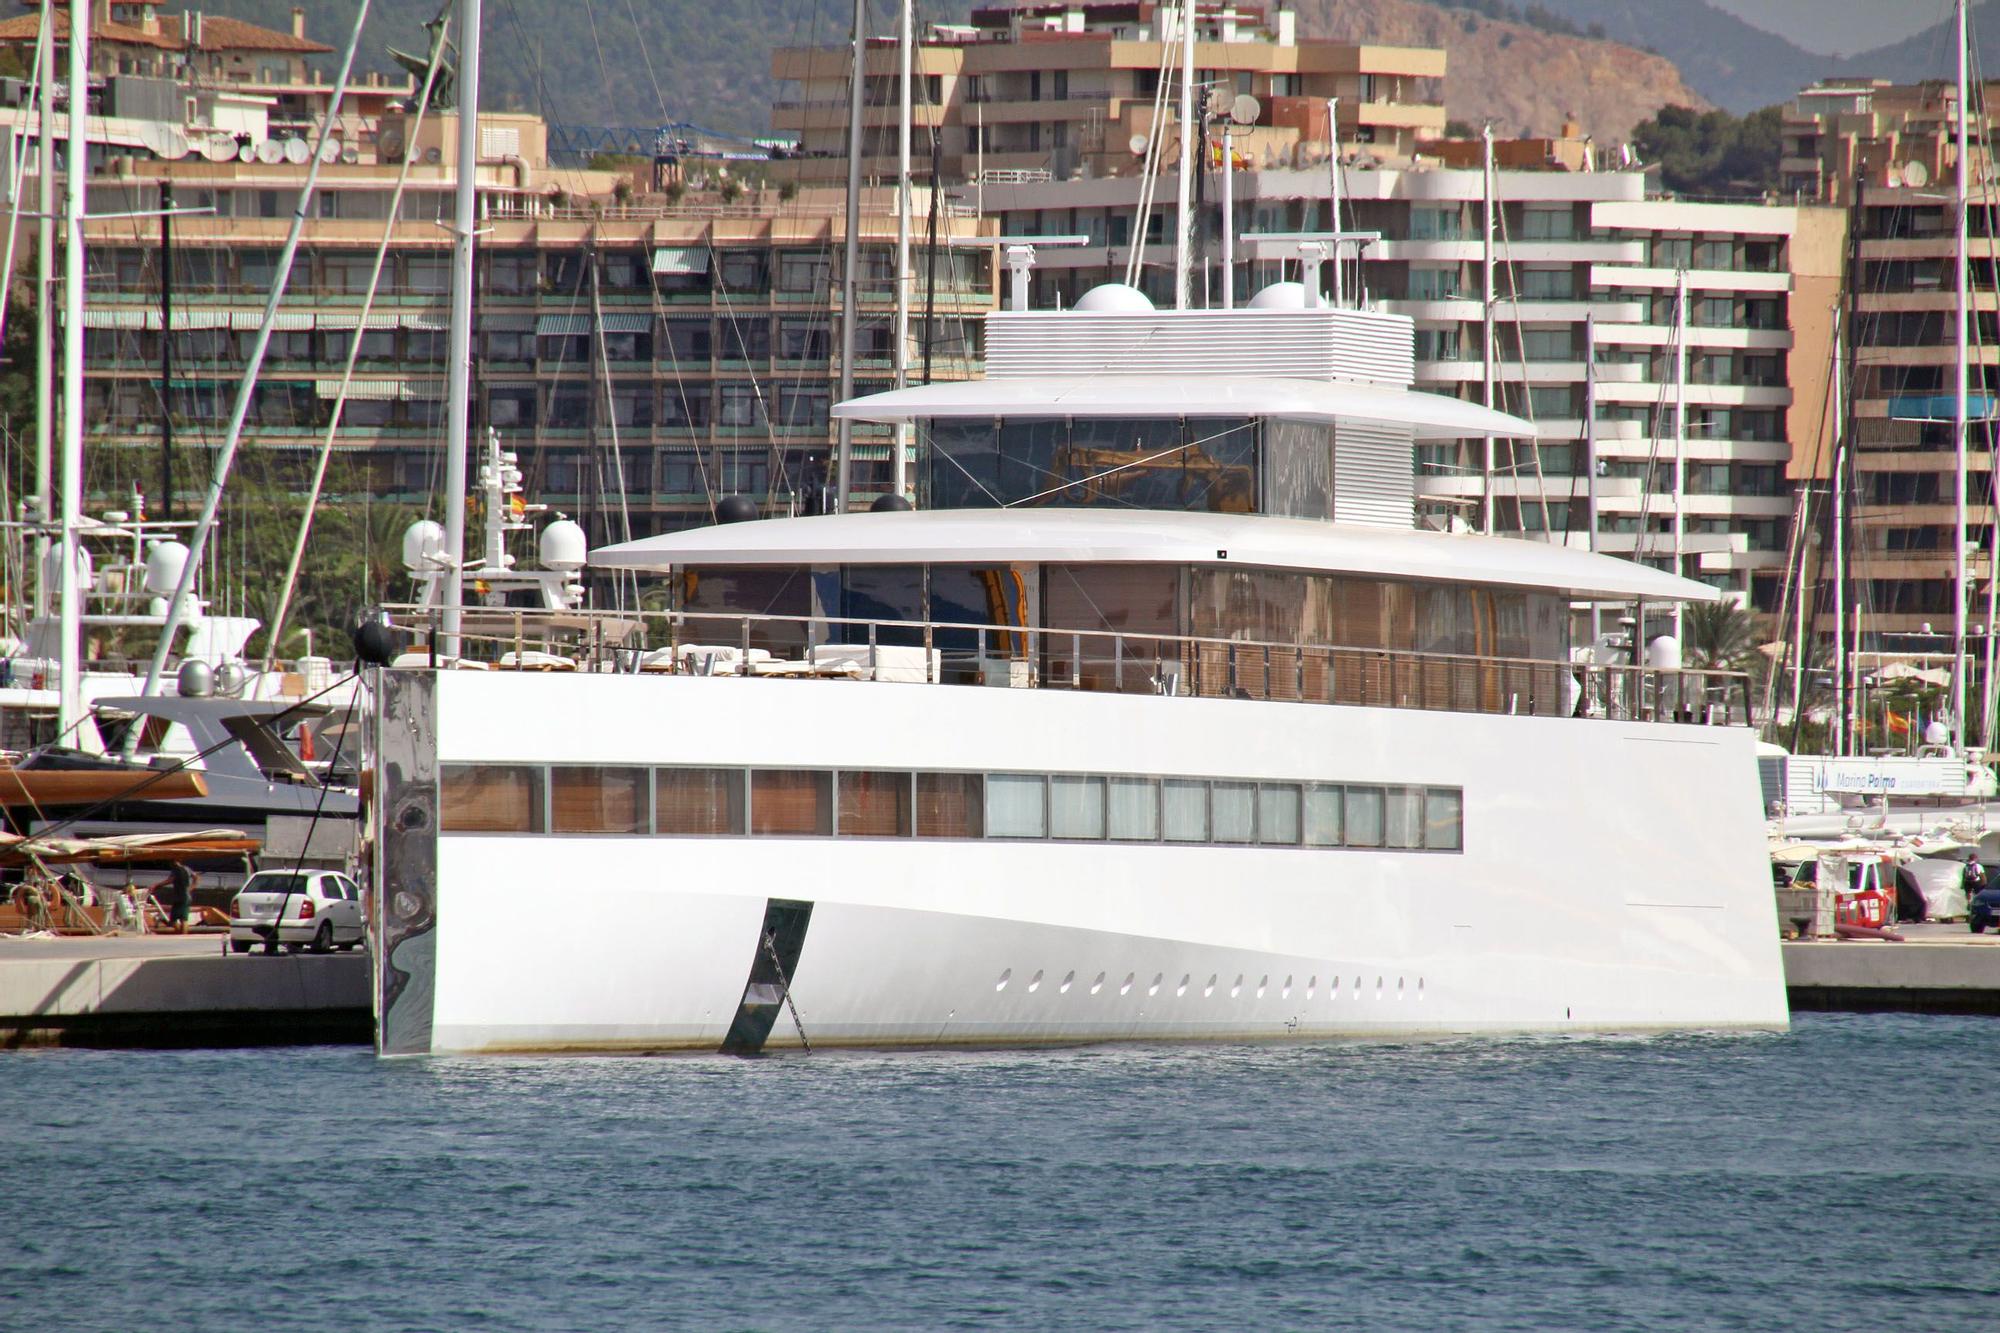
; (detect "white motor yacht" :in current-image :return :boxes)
[368,267,1787,1055]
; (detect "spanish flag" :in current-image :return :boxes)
[1887,711,1911,736]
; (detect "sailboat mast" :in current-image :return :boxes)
[1175,2,1193,310]
[57,0,89,737]
[1953,0,1971,749]
[440,0,482,658]
[1481,122,1495,534]
[835,0,865,513]
[1585,311,1600,647]
[1673,267,1689,645]
[892,0,912,499]
[1831,310,1848,757]
[32,7,51,623]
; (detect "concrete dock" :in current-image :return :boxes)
[1784,923,2000,1015]
[0,934,370,1048]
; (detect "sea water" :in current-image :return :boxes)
[2,1014,1994,1332]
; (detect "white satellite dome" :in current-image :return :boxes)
[1247,280,1309,309]
[1072,282,1154,313]
[143,539,190,596]
[401,519,446,573]
[1925,719,1952,748]
[1646,635,1682,671]
[539,518,588,572]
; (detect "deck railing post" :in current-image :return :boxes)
[923,618,935,683]
[868,621,878,678]
[1071,633,1081,689]
[739,618,751,674]
[1114,633,1124,691]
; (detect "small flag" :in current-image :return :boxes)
[1887,711,1910,736]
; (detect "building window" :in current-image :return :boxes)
[916,773,984,838]
[656,768,745,835]
[1049,774,1107,840]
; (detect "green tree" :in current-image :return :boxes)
[1682,599,1761,671]
[1631,104,1783,198]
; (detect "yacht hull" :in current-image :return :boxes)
[374,671,1788,1055]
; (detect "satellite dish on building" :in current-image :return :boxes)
[1229,94,1260,127]
[202,137,234,163]
[1128,133,1148,156]
[235,142,255,163]
[283,137,310,165]
[423,146,442,164]
[341,146,360,164]
[255,139,283,164]
[1902,160,1931,189]
[318,137,341,163]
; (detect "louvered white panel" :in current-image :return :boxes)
[1332,420,1414,529]
[984,309,1416,387]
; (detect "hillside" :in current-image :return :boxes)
[1300,0,1711,143]
[71,0,1711,145]
[1526,0,1827,114]
[1713,0,1931,58]
[1833,1,2000,86]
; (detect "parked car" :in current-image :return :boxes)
[229,870,363,954]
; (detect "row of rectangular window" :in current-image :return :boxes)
[439,764,1464,853]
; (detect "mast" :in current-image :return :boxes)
[1219,109,1233,309]
[1672,266,1689,644]
[32,7,52,624]
[1325,96,1341,306]
[1832,309,1848,756]
[1584,311,1600,646]
[892,0,912,498]
[440,0,482,658]
[57,0,88,736]
[158,179,172,519]
[1953,0,1971,749]
[1174,2,1193,310]
[1481,121,1496,534]
[835,0,865,513]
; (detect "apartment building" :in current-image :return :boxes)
[983,160,1844,610]
[1783,78,2000,639]
[0,4,998,536]
[771,1,1446,186]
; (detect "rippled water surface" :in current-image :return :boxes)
[3,1014,1996,1331]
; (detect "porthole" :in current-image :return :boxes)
[1306,975,1316,1000]
[1398,976,1406,1000]
[995,969,1011,992]
[1418,977,1426,1000]
[1258,974,1269,999]
[1176,974,1190,997]
[1229,974,1243,999]
[1203,974,1217,998]
[1151,973,1165,997]
[1282,974,1293,999]
[1089,971,1105,995]
[1119,973,1134,995]
[1059,970,1075,994]
[1028,969,1044,993]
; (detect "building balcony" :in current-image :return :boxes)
[1590,265,1791,294]
[1373,239,1644,264]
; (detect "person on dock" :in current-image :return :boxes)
[158,862,196,936]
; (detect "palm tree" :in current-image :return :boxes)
[1682,599,1760,671]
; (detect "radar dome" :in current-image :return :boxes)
[143,540,190,596]
[401,519,446,573]
[1247,281,1309,309]
[1073,282,1154,313]
[1645,635,1682,671]
[176,659,213,698]
[538,518,588,572]
[871,493,914,512]
[1925,719,1952,747]
[715,495,760,524]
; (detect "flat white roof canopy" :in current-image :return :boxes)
[593,508,1718,604]
[831,375,1536,440]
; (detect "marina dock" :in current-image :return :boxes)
[1784,924,2000,1014]
[0,935,370,1048]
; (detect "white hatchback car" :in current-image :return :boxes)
[229,870,364,954]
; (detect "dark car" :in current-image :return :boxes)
[1970,885,2000,934]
